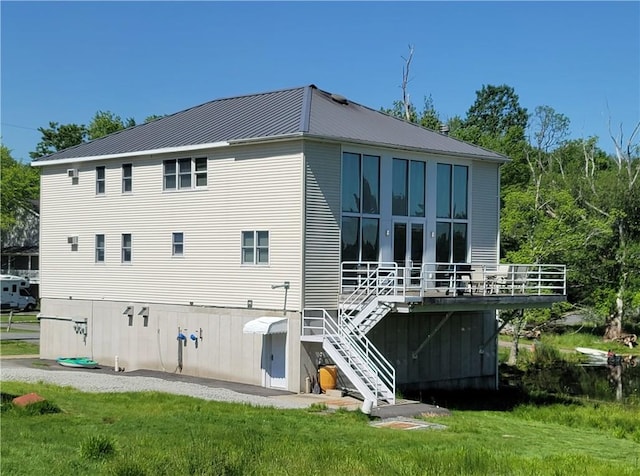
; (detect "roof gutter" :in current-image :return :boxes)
[30,131,509,166]
[30,141,231,167]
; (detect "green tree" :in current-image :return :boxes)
[464,84,528,141]
[1,145,40,234]
[87,111,135,140]
[144,114,166,123]
[30,122,87,158]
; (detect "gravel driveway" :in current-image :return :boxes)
[0,358,309,409]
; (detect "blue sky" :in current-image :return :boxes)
[2,1,638,161]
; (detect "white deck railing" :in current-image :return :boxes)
[340,262,566,298]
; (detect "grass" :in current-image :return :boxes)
[1,381,639,475]
[2,327,39,334]
[0,313,39,324]
[0,340,39,356]
[499,326,640,357]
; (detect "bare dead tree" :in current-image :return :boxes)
[608,118,640,191]
[401,45,414,122]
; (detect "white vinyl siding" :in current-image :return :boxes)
[303,141,341,309]
[470,161,499,265]
[38,141,304,311]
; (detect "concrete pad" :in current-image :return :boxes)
[370,417,447,431]
[371,400,451,419]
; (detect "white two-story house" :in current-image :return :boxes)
[32,85,565,406]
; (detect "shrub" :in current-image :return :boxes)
[20,400,61,416]
[80,435,117,460]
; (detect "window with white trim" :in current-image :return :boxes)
[241,231,269,265]
[96,166,106,195]
[95,234,105,263]
[122,163,132,193]
[172,232,184,256]
[163,157,207,190]
[121,233,132,263]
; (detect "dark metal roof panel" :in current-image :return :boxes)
[32,84,506,163]
[32,87,306,162]
[307,88,506,160]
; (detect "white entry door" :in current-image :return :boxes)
[267,333,287,389]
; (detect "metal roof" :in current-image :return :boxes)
[32,85,507,164]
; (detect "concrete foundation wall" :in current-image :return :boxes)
[39,298,301,392]
[368,310,498,391]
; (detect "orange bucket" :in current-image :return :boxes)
[318,365,337,391]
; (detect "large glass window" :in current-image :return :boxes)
[361,218,380,261]
[122,164,132,193]
[436,164,451,218]
[392,159,407,215]
[95,234,105,263]
[394,158,426,217]
[242,231,269,265]
[164,157,207,190]
[342,152,360,213]
[341,152,380,262]
[436,163,469,263]
[121,234,132,263]
[341,217,360,262]
[453,165,468,219]
[96,166,106,195]
[362,155,379,214]
[452,223,468,262]
[410,161,426,217]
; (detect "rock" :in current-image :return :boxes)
[12,392,45,407]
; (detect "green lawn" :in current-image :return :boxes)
[2,327,39,334]
[499,327,639,357]
[0,340,39,356]
[1,381,638,475]
[0,313,39,324]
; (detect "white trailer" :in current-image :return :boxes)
[1,274,37,311]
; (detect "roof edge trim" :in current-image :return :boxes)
[31,141,230,167]
[300,134,511,163]
[298,85,314,132]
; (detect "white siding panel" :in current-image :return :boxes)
[303,141,341,308]
[39,141,304,311]
[471,161,500,265]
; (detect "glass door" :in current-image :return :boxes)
[393,221,425,287]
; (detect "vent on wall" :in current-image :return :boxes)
[67,168,79,179]
[67,236,78,245]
